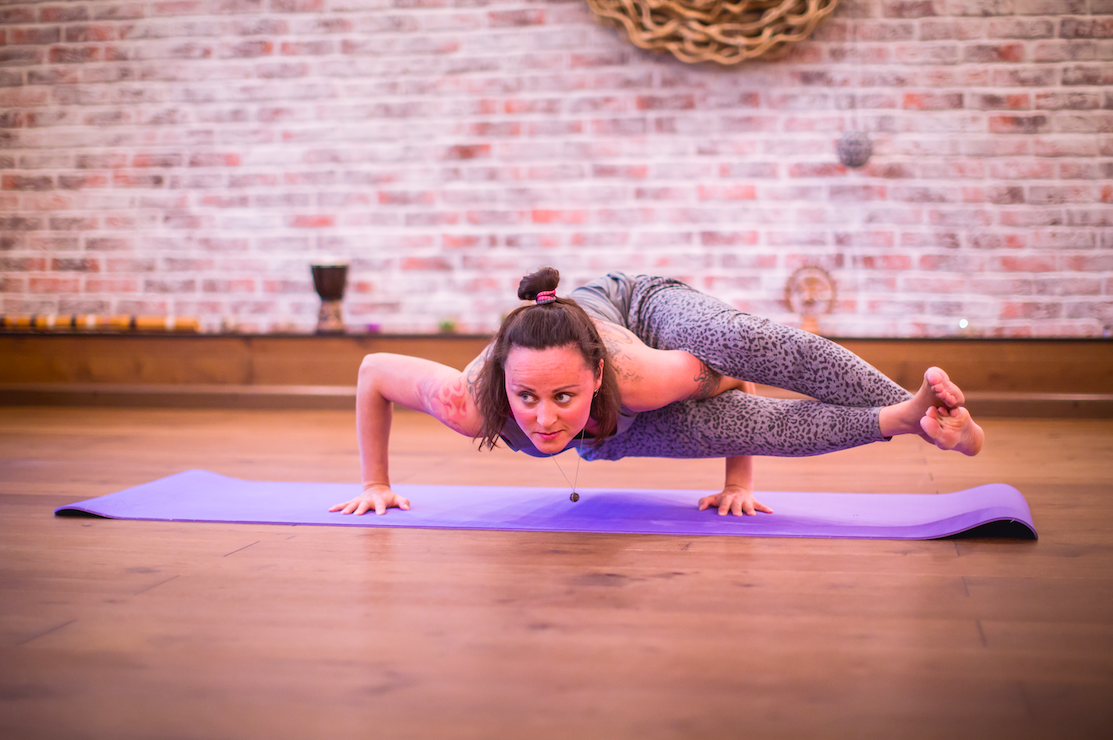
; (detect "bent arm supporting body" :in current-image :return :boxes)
[356,352,485,486]
[334,352,485,515]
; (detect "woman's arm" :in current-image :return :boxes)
[696,381,772,517]
[593,320,735,412]
[591,331,772,517]
[331,351,486,515]
[697,454,772,517]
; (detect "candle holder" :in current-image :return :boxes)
[310,259,349,334]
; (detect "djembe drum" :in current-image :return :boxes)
[310,260,349,334]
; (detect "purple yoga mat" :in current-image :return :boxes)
[54,469,1037,540]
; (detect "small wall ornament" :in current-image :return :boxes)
[584,0,840,65]
[784,265,836,334]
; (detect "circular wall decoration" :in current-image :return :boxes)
[584,0,841,65]
[784,265,837,334]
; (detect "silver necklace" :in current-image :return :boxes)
[549,429,584,502]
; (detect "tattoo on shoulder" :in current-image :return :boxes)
[688,360,722,401]
[597,321,634,344]
[463,345,490,402]
[597,323,642,384]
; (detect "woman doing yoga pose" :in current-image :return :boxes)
[331,268,984,517]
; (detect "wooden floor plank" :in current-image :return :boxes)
[0,407,1111,739]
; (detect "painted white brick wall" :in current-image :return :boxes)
[1,0,1111,336]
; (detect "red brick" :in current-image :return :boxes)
[489,9,545,27]
[132,152,183,168]
[49,46,101,64]
[590,119,646,136]
[1060,18,1113,39]
[0,257,48,272]
[86,277,140,293]
[52,257,101,272]
[10,27,62,45]
[531,209,588,225]
[1,8,35,23]
[1063,254,1113,271]
[0,48,43,66]
[965,43,1026,63]
[401,257,451,271]
[992,67,1057,87]
[788,163,846,178]
[593,164,648,179]
[700,231,759,247]
[971,234,1027,250]
[882,1,936,17]
[200,278,252,293]
[891,186,959,203]
[830,185,887,201]
[989,114,1051,134]
[903,92,963,110]
[59,173,109,190]
[1035,277,1102,296]
[988,159,1055,179]
[988,17,1055,38]
[201,194,250,208]
[1062,65,1113,86]
[928,209,992,228]
[29,276,80,293]
[698,185,756,201]
[1000,302,1063,320]
[289,215,334,228]
[65,24,117,43]
[271,0,325,11]
[441,145,490,161]
[834,231,895,248]
[2,175,54,191]
[900,232,960,249]
[968,92,1030,110]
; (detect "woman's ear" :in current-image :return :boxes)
[594,359,604,392]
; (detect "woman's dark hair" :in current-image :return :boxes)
[474,267,621,451]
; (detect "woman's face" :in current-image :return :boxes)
[504,343,603,455]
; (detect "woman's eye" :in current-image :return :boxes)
[518,393,535,403]
[555,393,572,403]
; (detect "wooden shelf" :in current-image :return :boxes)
[2,334,1111,416]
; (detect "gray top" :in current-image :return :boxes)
[499,272,640,458]
[565,271,637,330]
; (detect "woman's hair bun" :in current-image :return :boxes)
[517,267,560,301]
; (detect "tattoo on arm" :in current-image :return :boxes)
[418,375,473,434]
[687,360,722,401]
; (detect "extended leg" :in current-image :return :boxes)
[582,390,886,461]
[627,277,912,408]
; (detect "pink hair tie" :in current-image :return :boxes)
[535,290,557,304]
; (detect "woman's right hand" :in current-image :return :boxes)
[329,483,411,516]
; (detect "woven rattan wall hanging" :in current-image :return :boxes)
[584,0,839,65]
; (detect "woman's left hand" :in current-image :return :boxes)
[698,485,773,517]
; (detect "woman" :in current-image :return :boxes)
[331,268,983,517]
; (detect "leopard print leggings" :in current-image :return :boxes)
[579,275,913,461]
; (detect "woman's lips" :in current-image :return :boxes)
[534,431,561,441]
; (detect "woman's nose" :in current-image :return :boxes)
[536,401,557,426]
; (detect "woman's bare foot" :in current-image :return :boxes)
[924,367,964,408]
[920,405,984,456]
[879,366,968,437]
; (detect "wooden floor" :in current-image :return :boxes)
[1,407,1111,740]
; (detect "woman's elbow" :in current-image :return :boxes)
[358,353,385,388]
